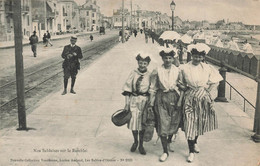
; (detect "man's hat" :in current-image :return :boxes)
[33,31,36,34]
[111,109,132,126]
[71,35,77,40]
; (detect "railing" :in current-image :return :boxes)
[225,80,256,112]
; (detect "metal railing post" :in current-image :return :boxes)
[215,62,228,102]
[252,59,260,142]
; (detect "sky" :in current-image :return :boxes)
[75,0,260,25]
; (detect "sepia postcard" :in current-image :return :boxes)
[0,0,260,165]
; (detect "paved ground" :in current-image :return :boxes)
[0,31,99,49]
[0,30,116,78]
[0,33,259,166]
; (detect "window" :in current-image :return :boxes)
[92,20,95,24]
[27,15,29,26]
[86,11,89,16]
[0,0,3,9]
[92,13,95,17]
[116,18,118,22]
[124,18,126,21]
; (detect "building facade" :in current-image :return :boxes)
[79,0,102,31]
[0,0,32,41]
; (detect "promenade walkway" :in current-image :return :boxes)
[0,33,259,166]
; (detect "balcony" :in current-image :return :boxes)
[47,12,55,18]
[21,6,29,14]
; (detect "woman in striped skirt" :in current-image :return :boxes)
[179,43,223,162]
[122,53,152,155]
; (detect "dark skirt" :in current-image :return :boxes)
[154,90,182,137]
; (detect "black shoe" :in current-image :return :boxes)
[130,143,138,152]
[138,146,146,155]
[61,90,67,95]
[70,89,76,94]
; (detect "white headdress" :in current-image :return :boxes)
[187,43,211,54]
[157,44,178,57]
[135,51,151,63]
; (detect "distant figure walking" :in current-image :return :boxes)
[46,30,53,47]
[43,33,47,46]
[119,29,122,42]
[144,30,149,43]
[134,29,137,37]
[90,35,93,42]
[61,36,83,95]
[29,31,38,57]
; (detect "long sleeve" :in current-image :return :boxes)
[177,68,187,91]
[61,46,69,59]
[76,46,83,59]
[148,69,158,106]
[122,71,135,95]
[207,65,223,85]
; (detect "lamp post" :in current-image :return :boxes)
[252,60,260,142]
[170,0,176,31]
[156,13,158,33]
[121,0,125,43]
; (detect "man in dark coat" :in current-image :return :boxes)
[144,29,149,43]
[46,30,53,46]
[134,29,137,37]
[119,29,122,42]
[61,36,83,95]
[29,31,38,57]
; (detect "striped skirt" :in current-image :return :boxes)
[183,89,218,140]
[127,95,148,131]
[154,90,181,137]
